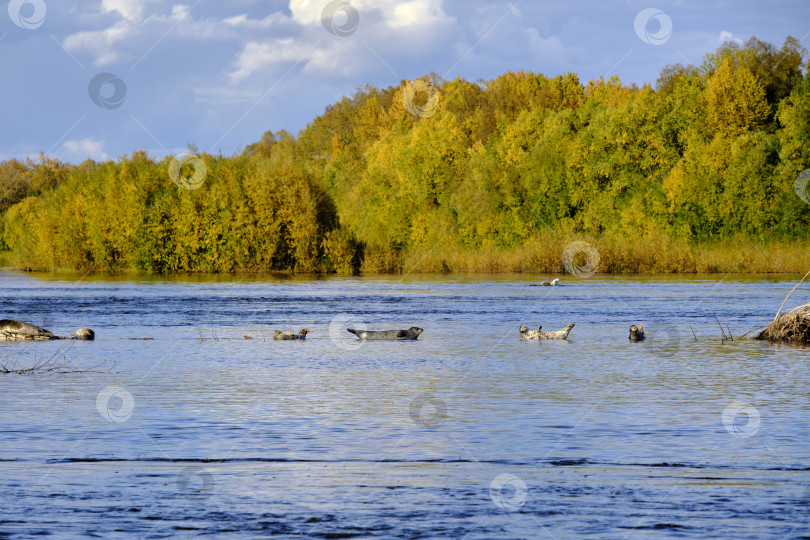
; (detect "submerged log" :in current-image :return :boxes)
[755,303,810,345]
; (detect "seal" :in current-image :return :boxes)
[519,325,543,339]
[520,323,575,340]
[347,327,423,340]
[72,328,95,341]
[529,278,560,287]
[0,319,56,341]
[629,324,645,342]
[0,320,96,341]
[273,329,309,341]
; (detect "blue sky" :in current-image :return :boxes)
[1,0,808,163]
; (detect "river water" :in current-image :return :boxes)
[0,271,808,539]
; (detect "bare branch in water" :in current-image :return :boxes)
[774,268,810,321]
[713,311,732,342]
[0,341,110,375]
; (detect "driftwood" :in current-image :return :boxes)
[754,303,810,345]
[747,270,810,345]
[520,323,575,340]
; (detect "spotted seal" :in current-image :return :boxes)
[273,329,309,341]
[629,324,645,342]
[0,319,56,340]
[72,328,95,341]
[529,278,560,287]
[347,327,423,340]
[520,323,575,340]
[0,319,95,341]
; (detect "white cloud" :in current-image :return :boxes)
[390,0,452,27]
[64,1,298,67]
[229,39,315,83]
[228,0,456,82]
[64,3,192,66]
[102,0,148,21]
[64,138,108,161]
[62,0,565,102]
[64,22,133,65]
[64,0,458,77]
[289,0,451,27]
[719,31,744,46]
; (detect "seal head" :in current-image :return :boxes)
[72,328,95,340]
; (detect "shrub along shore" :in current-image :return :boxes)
[1,36,809,275]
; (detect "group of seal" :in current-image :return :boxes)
[1,318,643,344]
[0,319,94,341]
[270,327,424,341]
[273,329,309,340]
[269,323,645,342]
[519,323,646,341]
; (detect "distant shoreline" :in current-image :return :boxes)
[2,237,808,275]
[3,38,809,276]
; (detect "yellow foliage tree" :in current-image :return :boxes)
[705,59,770,136]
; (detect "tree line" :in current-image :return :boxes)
[1,36,809,274]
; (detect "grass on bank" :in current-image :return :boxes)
[392,234,810,274]
[5,233,807,275]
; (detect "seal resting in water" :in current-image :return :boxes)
[0,320,96,341]
[519,325,543,339]
[529,278,560,287]
[71,328,95,341]
[347,327,423,340]
[520,323,575,340]
[273,329,309,340]
[629,324,645,342]
[0,319,56,341]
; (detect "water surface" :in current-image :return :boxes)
[0,272,808,538]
